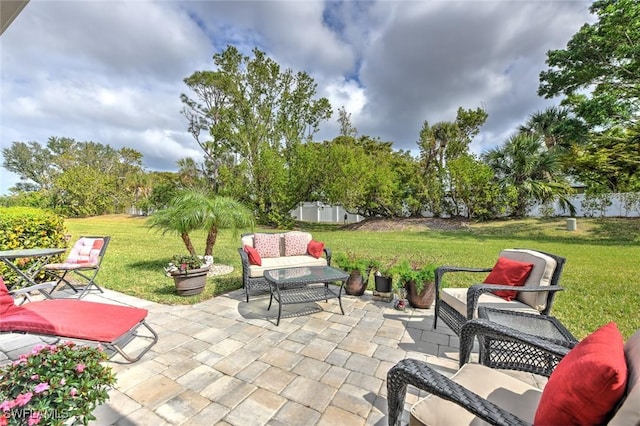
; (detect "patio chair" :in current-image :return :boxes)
[43,236,110,298]
[388,321,639,426]
[433,248,566,336]
[0,277,158,363]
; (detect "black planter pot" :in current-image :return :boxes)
[374,275,392,293]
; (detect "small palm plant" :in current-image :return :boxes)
[147,188,255,258]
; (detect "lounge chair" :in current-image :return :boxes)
[433,248,566,336]
[0,277,158,363]
[43,236,110,298]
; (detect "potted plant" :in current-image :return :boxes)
[372,259,397,293]
[164,254,210,296]
[394,260,438,309]
[0,341,116,425]
[148,188,255,294]
[333,252,376,296]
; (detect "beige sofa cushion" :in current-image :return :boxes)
[499,249,557,310]
[410,363,542,425]
[247,255,327,278]
[441,287,540,319]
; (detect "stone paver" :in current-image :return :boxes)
[0,287,548,425]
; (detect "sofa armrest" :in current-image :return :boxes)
[323,247,332,265]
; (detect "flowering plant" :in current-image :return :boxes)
[164,254,207,276]
[0,342,116,426]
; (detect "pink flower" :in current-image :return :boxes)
[0,400,15,412]
[0,414,8,426]
[30,344,45,355]
[76,363,86,373]
[28,411,41,426]
[31,374,39,380]
[69,387,78,397]
[34,383,49,394]
[59,378,66,385]
[14,393,32,407]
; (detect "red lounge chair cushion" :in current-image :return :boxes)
[307,240,325,259]
[243,245,262,266]
[0,278,148,343]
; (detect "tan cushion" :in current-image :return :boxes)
[247,255,327,278]
[499,249,557,310]
[410,363,542,426]
[441,287,539,319]
[608,330,640,425]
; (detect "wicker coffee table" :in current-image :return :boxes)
[475,307,578,376]
[264,266,349,326]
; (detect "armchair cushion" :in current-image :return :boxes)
[483,257,534,301]
[499,249,557,310]
[534,322,627,426]
[440,288,539,319]
[411,363,542,425]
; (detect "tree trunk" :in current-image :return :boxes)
[181,232,197,256]
[204,226,218,256]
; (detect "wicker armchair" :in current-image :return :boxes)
[388,321,640,426]
[433,249,566,336]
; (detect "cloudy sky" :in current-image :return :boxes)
[0,0,594,195]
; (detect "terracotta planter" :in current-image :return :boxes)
[405,280,435,309]
[374,275,393,293]
[345,270,367,296]
[171,266,210,296]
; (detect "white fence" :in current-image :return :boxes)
[291,193,640,223]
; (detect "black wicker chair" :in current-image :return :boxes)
[433,249,566,336]
[388,322,640,426]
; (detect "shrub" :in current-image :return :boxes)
[0,342,116,426]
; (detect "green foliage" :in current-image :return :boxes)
[1,137,146,217]
[180,45,332,227]
[332,252,376,278]
[483,133,575,217]
[446,154,504,219]
[165,254,206,274]
[147,188,255,257]
[0,207,67,286]
[0,342,116,426]
[538,0,640,129]
[392,260,438,292]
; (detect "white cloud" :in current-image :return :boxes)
[0,0,593,194]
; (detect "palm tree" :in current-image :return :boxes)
[483,133,575,217]
[518,106,588,149]
[147,188,255,257]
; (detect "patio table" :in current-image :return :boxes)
[0,247,65,298]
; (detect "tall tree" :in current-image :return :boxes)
[483,134,575,217]
[538,0,640,129]
[518,106,588,149]
[180,45,332,225]
[337,106,358,137]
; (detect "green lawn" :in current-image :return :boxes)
[64,215,640,340]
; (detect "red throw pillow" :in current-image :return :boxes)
[483,256,534,301]
[307,240,325,259]
[243,245,262,266]
[534,322,627,425]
